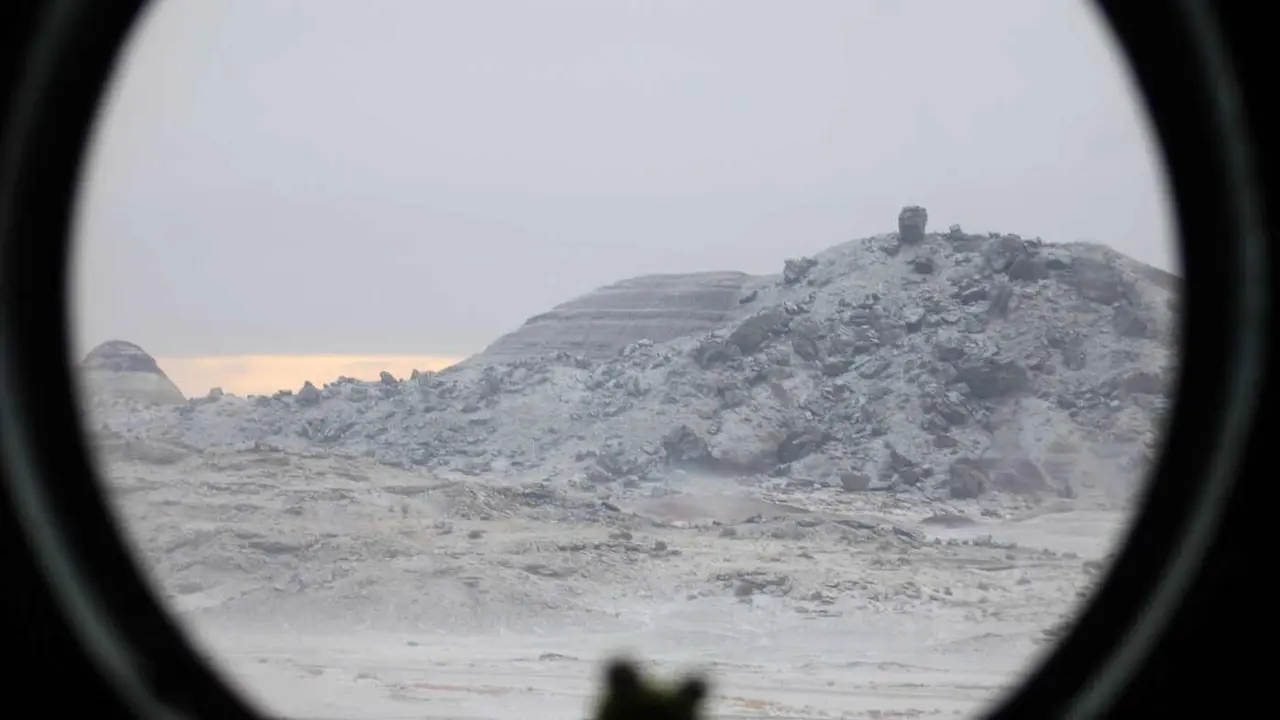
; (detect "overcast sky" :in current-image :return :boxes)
[71,0,1176,362]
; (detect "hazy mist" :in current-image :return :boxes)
[71,4,1182,713]
[72,0,1175,367]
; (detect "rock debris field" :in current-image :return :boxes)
[83,208,1176,718]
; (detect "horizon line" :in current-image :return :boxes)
[150,353,469,398]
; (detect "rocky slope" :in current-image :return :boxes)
[84,210,1178,507]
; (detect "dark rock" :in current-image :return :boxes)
[1047,329,1088,370]
[717,383,750,409]
[790,319,823,361]
[783,257,819,285]
[821,359,852,377]
[662,425,711,466]
[1007,254,1050,281]
[783,300,810,316]
[1044,254,1072,271]
[924,391,971,426]
[595,440,641,479]
[911,256,936,274]
[903,307,926,333]
[887,445,914,471]
[827,328,877,357]
[933,433,960,449]
[729,308,788,355]
[840,472,871,492]
[933,336,968,363]
[694,338,741,368]
[955,357,1031,399]
[958,286,990,305]
[777,427,829,464]
[379,371,397,385]
[886,445,922,485]
[1062,339,1087,371]
[984,235,1027,273]
[855,358,892,379]
[1112,303,1152,338]
[842,308,881,327]
[792,334,821,362]
[947,459,987,499]
[982,456,1053,496]
[738,289,759,305]
[898,205,929,244]
[1027,349,1053,373]
[297,381,322,406]
[988,283,1014,317]
[897,467,923,486]
[1071,257,1127,304]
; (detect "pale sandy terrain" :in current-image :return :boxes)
[102,451,1129,719]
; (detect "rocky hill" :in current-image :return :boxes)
[79,339,187,406]
[83,207,1178,507]
[473,271,761,364]
[77,207,1175,717]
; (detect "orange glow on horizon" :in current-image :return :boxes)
[154,354,464,398]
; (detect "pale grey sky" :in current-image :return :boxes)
[71,0,1176,360]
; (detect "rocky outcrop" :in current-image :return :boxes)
[80,340,186,405]
[473,272,759,364]
[898,205,929,244]
[85,207,1179,506]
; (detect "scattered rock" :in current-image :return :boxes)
[1008,254,1050,281]
[947,459,988,499]
[1112,303,1152,338]
[729,308,787,355]
[297,381,322,406]
[777,427,829,464]
[784,257,819,285]
[911,256,936,274]
[840,472,871,492]
[662,426,711,467]
[954,357,1031,399]
[83,211,1176,516]
[1071,257,1127,305]
[984,235,1027,273]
